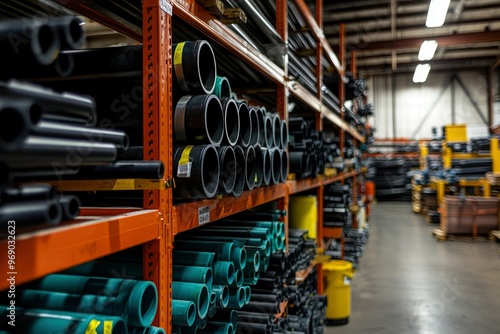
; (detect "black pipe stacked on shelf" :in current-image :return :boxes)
[366,158,412,200]
[171,40,288,199]
[323,182,352,229]
[342,227,369,269]
[172,210,287,334]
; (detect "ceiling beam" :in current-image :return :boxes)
[347,31,500,51]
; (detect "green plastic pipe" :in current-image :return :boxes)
[174,241,234,262]
[244,286,252,304]
[0,307,127,334]
[204,225,271,240]
[230,269,244,288]
[172,265,213,287]
[244,248,261,272]
[198,322,234,334]
[26,275,157,327]
[244,241,271,257]
[243,269,259,285]
[172,299,196,327]
[216,220,276,235]
[172,282,209,319]
[213,261,235,285]
[129,326,166,334]
[227,287,245,309]
[214,76,231,98]
[212,284,229,308]
[178,234,267,248]
[259,257,270,272]
[231,246,247,270]
[62,260,143,279]
[172,251,215,268]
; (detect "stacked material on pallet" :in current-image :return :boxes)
[440,196,499,236]
[366,158,411,200]
[343,227,369,269]
[450,158,492,179]
[486,172,500,185]
[421,188,439,224]
[411,176,422,213]
[323,183,352,229]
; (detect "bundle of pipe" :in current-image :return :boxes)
[366,158,412,200]
[323,182,353,229]
[0,16,84,80]
[322,132,342,171]
[287,229,316,273]
[0,183,80,228]
[288,118,325,179]
[342,227,369,269]
[451,158,492,179]
[470,137,491,154]
[10,273,158,330]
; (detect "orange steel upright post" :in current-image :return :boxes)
[276,0,289,251]
[142,0,172,329]
[351,50,357,79]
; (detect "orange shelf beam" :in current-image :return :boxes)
[322,227,343,239]
[288,176,324,194]
[172,184,288,235]
[0,209,160,290]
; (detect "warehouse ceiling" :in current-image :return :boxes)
[310,0,500,76]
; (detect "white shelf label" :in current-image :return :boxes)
[160,0,172,15]
[198,206,210,225]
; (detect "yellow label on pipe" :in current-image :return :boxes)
[85,319,100,334]
[178,145,193,178]
[103,320,113,334]
[174,42,185,65]
[179,145,193,165]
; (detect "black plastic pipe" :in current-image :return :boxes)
[0,199,62,227]
[172,40,217,95]
[264,115,273,148]
[271,114,281,148]
[57,195,81,221]
[241,301,280,313]
[248,107,260,146]
[220,98,240,146]
[0,184,56,204]
[261,148,272,185]
[0,162,11,187]
[0,18,60,65]
[253,144,264,188]
[1,136,118,170]
[72,161,164,179]
[0,98,42,151]
[280,119,288,149]
[32,120,129,149]
[237,102,251,148]
[245,145,257,190]
[279,149,288,183]
[49,16,85,50]
[173,145,219,199]
[256,108,266,147]
[232,145,246,197]
[289,151,307,178]
[0,80,97,126]
[270,148,280,185]
[174,94,224,146]
[217,146,236,195]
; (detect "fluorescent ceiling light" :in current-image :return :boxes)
[413,64,431,83]
[426,0,451,27]
[418,40,438,61]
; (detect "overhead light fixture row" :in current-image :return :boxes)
[426,0,451,27]
[413,64,431,83]
[418,40,438,61]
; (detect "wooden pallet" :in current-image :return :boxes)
[432,229,489,242]
[490,230,500,242]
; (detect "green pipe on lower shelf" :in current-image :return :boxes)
[174,241,234,263]
[172,265,213,287]
[259,256,270,272]
[244,286,252,304]
[243,268,259,285]
[172,282,210,319]
[244,242,271,258]
[0,307,127,334]
[212,284,229,308]
[214,76,232,98]
[244,248,261,272]
[172,251,215,268]
[172,299,196,327]
[15,286,156,327]
[231,246,247,270]
[129,326,166,334]
[198,322,234,334]
[177,234,267,248]
[230,269,244,288]
[227,287,246,309]
[213,261,235,285]
[203,226,272,240]
[62,260,143,279]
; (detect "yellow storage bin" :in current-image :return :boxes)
[289,195,317,238]
[323,260,353,325]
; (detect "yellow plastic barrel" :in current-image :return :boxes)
[323,260,353,325]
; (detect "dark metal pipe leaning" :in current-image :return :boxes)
[269,148,281,185]
[217,146,236,195]
[0,184,56,204]
[0,18,60,66]
[249,107,260,146]
[232,145,246,197]
[245,145,257,190]
[174,94,224,146]
[57,195,81,221]
[279,149,289,182]
[220,98,240,146]
[173,145,220,199]
[32,120,129,149]
[253,144,264,187]
[0,80,97,126]
[172,40,217,95]
[0,98,42,152]
[1,136,118,170]
[49,16,85,50]
[237,102,251,148]
[0,199,62,227]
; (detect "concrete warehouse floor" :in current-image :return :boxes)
[326,202,500,334]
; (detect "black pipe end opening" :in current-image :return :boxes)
[232,146,246,197]
[198,41,217,94]
[238,103,251,148]
[245,146,256,190]
[222,98,240,146]
[249,108,259,146]
[205,95,224,146]
[201,145,220,198]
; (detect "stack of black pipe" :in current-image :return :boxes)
[450,158,492,179]
[171,40,288,199]
[470,137,491,154]
[323,183,352,229]
[322,132,342,171]
[366,158,411,200]
[342,227,369,269]
[288,117,325,178]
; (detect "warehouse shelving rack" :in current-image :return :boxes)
[0,0,366,330]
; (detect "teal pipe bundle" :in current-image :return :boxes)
[172,282,210,319]
[227,287,246,309]
[25,274,157,327]
[172,300,196,327]
[231,269,244,288]
[172,265,213,287]
[213,261,235,285]
[173,250,215,268]
[63,260,143,279]
[0,307,127,333]
[129,326,166,334]
[177,234,270,252]
[174,240,246,270]
[212,284,229,308]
